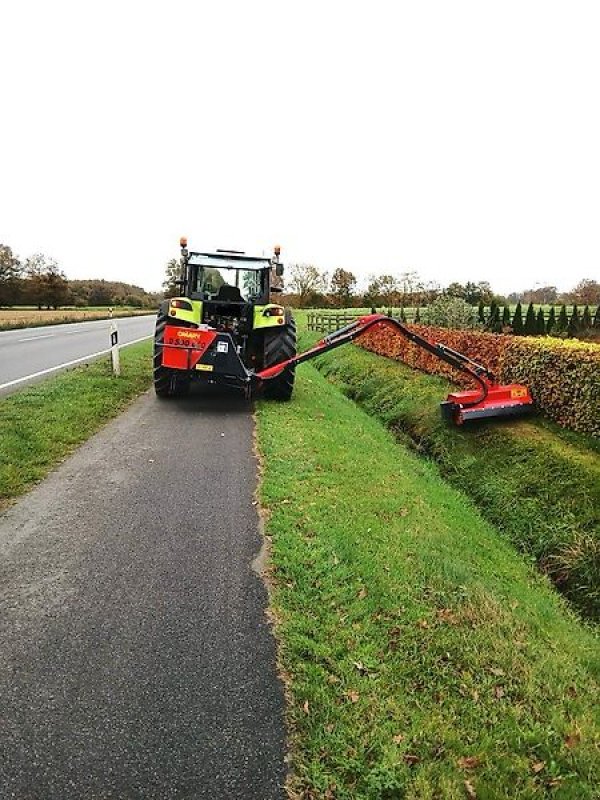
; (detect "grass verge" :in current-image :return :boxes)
[304,335,600,620]
[256,365,599,799]
[0,341,152,509]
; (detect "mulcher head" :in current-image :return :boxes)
[441,383,535,425]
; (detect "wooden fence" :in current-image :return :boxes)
[307,309,422,332]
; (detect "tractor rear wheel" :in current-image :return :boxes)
[153,311,190,397]
[263,317,297,401]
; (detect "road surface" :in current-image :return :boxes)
[0,388,286,799]
[0,315,155,395]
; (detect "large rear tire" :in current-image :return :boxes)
[153,311,190,398]
[263,318,297,401]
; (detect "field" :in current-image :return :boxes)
[0,307,153,331]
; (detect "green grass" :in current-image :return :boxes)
[0,341,152,507]
[303,336,600,620]
[256,366,599,799]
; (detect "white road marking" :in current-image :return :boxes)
[0,335,152,392]
[17,333,56,342]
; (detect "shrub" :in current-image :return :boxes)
[424,296,474,329]
[546,306,556,334]
[501,305,511,329]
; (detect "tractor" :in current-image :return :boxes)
[153,239,296,399]
[154,238,534,423]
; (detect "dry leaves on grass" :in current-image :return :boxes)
[464,779,477,799]
[531,761,545,774]
[457,756,481,770]
[346,690,360,703]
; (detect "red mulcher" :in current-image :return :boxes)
[256,314,534,425]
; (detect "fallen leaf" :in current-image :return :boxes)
[303,700,310,715]
[347,690,360,703]
[532,761,545,774]
[493,685,505,699]
[403,753,420,765]
[327,674,339,684]
[471,689,480,703]
[324,723,335,734]
[457,756,481,770]
[565,732,581,749]
[358,588,368,600]
[392,734,405,744]
[418,619,430,629]
[464,779,477,799]
[489,667,505,677]
[352,660,367,674]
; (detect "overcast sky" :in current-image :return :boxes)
[1,1,599,295]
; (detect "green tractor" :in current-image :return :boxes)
[154,239,296,399]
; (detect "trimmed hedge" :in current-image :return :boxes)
[360,324,600,437]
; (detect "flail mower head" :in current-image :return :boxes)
[440,382,534,425]
[266,315,535,426]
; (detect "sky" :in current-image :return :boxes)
[1,0,599,296]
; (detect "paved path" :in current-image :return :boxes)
[0,388,286,799]
[0,315,155,395]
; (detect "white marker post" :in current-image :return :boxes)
[109,320,120,376]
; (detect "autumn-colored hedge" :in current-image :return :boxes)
[359,324,600,437]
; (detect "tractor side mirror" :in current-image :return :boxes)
[275,263,284,277]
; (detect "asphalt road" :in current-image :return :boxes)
[0,387,286,799]
[0,315,156,395]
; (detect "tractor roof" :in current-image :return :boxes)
[188,251,272,271]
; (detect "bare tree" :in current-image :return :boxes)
[288,263,328,306]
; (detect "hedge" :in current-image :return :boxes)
[359,324,600,437]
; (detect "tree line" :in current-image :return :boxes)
[278,263,600,312]
[0,243,160,309]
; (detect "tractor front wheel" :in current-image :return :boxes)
[263,318,297,401]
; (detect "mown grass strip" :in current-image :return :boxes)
[256,365,599,799]
[304,336,600,621]
[0,341,152,508]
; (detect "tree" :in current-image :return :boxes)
[512,303,524,335]
[502,306,511,329]
[288,263,328,306]
[593,305,600,329]
[376,275,400,308]
[0,244,23,306]
[162,258,182,298]
[571,278,600,306]
[524,303,537,335]
[477,300,485,324]
[567,304,580,337]
[445,282,466,299]
[329,268,357,308]
[556,304,569,333]
[44,263,69,308]
[546,306,556,334]
[536,307,546,335]
[24,253,52,308]
[581,305,592,330]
